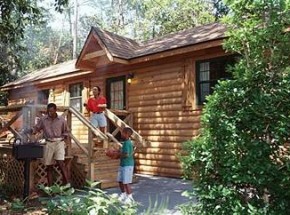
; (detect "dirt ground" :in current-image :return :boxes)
[0,198,46,215]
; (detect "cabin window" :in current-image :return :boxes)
[37,89,49,104]
[110,81,124,109]
[106,76,126,110]
[196,55,237,105]
[69,83,83,111]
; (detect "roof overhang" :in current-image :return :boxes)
[127,39,224,64]
[1,70,92,91]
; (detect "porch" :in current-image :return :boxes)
[0,104,146,196]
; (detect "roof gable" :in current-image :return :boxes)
[76,22,227,69]
[92,26,141,59]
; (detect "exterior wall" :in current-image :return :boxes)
[5,45,230,178]
[127,61,200,177]
[7,86,38,131]
[62,79,90,146]
[125,46,229,177]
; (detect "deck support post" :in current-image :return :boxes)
[88,129,94,181]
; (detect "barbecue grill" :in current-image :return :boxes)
[12,138,43,199]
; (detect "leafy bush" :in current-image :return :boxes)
[180,0,290,214]
[38,182,137,215]
[3,182,169,215]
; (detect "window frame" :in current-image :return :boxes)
[106,76,126,110]
[196,55,237,105]
[69,82,83,112]
[37,89,49,105]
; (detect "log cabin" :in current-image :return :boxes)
[0,22,237,192]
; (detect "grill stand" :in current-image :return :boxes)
[23,159,32,200]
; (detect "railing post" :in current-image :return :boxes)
[30,105,36,127]
[103,141,108,148]
[66,110,72,156]
[88,129,94,181]
[22,106,31,142]
[128,113,133,128]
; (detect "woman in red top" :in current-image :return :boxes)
[85,86,107,133]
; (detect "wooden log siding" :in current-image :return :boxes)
[71,116,89,144]
[138,135,195,143]
[53,85,66,105]
[183,58,196,109]
[6,88,35,130]
[127,60,200,177]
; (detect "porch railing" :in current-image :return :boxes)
[0,104,145,182]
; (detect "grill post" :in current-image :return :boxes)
[23,159,31,199]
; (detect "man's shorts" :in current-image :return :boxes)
[90,112,107,128]
[43,140,65,166]
[117,166,134,184]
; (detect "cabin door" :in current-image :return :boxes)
[106,76,126,138]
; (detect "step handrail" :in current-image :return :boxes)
[106,133,122,147]
[69,107,124,147]
[68,107,108,140]
[104,109,145,145]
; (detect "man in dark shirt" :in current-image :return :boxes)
[34,103,69,186]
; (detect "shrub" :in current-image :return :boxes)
[38,182,138,215]
[180,0,290,214]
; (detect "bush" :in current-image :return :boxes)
[38,182,137,215]
[180,0,290,214]
[181,76,290,214]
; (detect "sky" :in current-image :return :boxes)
[41,0,101,31]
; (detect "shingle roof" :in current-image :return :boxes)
[92,27,140,59]
[2,23,227,90]
[1,60,80,89]
[93,22,227,59]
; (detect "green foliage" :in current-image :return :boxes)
[180,0,290,214]
[86,0,216,40]
[0,0,68,56]
[128,0,216,40]
[142,196,169,215]
[212,0,229,20]
[20,21,73,73]
[10,198,26,212]
[0,0,69,105]
[79,14,105,52]
[38,182,137,215]
[0,181,170,214]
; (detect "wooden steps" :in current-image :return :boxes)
[72,142,121,189]
[100,180,119,189]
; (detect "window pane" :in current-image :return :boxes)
[70,83,82,97]
[200,62,210,81]
[70,98,82,111]
[200,83,210,102]
[37,89,49,104]
[69,83,82,111]
[110,80,124,109]
[197,56,237,104]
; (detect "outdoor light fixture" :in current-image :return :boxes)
[127,73,134,84]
